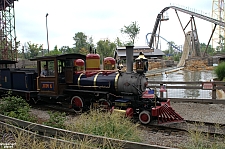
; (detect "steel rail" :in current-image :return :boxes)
[0,121,94,149]
[0,114,174,149]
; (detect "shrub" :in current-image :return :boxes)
[0,93,37,122]
[43,111,66,129]
[65,109,141,143]
[214,62,225,81]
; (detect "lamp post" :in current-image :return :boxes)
[46,13,49,53]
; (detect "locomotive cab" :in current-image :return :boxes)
[30,54,86,100]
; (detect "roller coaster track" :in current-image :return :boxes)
[148,6,225,67]
[146,33,182,52]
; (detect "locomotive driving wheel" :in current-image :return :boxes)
[99,99,111,111]
[139,110,151,124]
[71,96,83,113]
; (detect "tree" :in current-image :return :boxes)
[45,45,62,56]
[199,43,214,56]
[114,37,124,47]
[79,47,89,55]
[96,39,116,63]
[59,46,73,54]
[87,36,95,50]
[218,35,225,53]
[167,41,175,56]
[24,42,43,59]
[120,21,140,45]
[73,32,88,53]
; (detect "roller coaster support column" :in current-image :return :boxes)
[203,24,217,57]
[175,10,191,51]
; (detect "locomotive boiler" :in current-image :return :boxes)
[72,46,148,95]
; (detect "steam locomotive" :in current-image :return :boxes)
[0,46,183,124]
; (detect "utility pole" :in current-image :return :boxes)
[46,13,49,53]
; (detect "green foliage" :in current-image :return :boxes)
[121,21,140,44]
[44,45,62,56]
[79,47,89,55]
[200,43,214,56]
[24,41,43,59]
[167,41,175,54]
[73,32,88,53]
[66,110,141,143]
[173,53,182,61]
[59,46,72,54]
[114,37,124,47]
[96,39,116,63]
[214,62,225,81]
[0,93,37,122]
[43,111,66,129]
[71,32,95,54]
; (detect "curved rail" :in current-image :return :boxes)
[0,114,171,149]
[146,33,182,52]
[148,5,225,49]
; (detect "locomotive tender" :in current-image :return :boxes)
[0,46,183,124]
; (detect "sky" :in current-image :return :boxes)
[14,0,212,51]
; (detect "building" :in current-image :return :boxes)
[114,46,165,61]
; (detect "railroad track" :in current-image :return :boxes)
[155,120,225,136]
[0,114,173,149]
[32,102,225,136]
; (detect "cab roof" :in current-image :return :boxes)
[29,53,86,61]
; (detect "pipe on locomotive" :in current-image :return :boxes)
[125,46,134,73]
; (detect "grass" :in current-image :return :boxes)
[179,123,225,149]
[1,95,225,148]
[0,125,95,149]
[65,109,142,143]
[0,108,142,149]
[1,109,225,148]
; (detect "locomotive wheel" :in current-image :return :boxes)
[139,110,151,124]
[99,99,111,111]
[126,108,134,118]
[71,96,83,113]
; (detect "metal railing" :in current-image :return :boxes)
[147,81,225,103]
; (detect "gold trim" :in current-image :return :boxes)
[94,72,101,90]
[114,73,119,91]
[78,73,83,88]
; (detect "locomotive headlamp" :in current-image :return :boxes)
[136,52,147,60]
[135,52,148,74]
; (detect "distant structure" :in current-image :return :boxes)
[114,46,165,60]
[0,0,17,61]
[212,0,225,50]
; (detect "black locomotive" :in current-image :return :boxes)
[0,46,183,124]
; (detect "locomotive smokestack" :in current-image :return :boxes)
[125,46,134,73]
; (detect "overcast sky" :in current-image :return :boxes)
[14,0,212,51]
